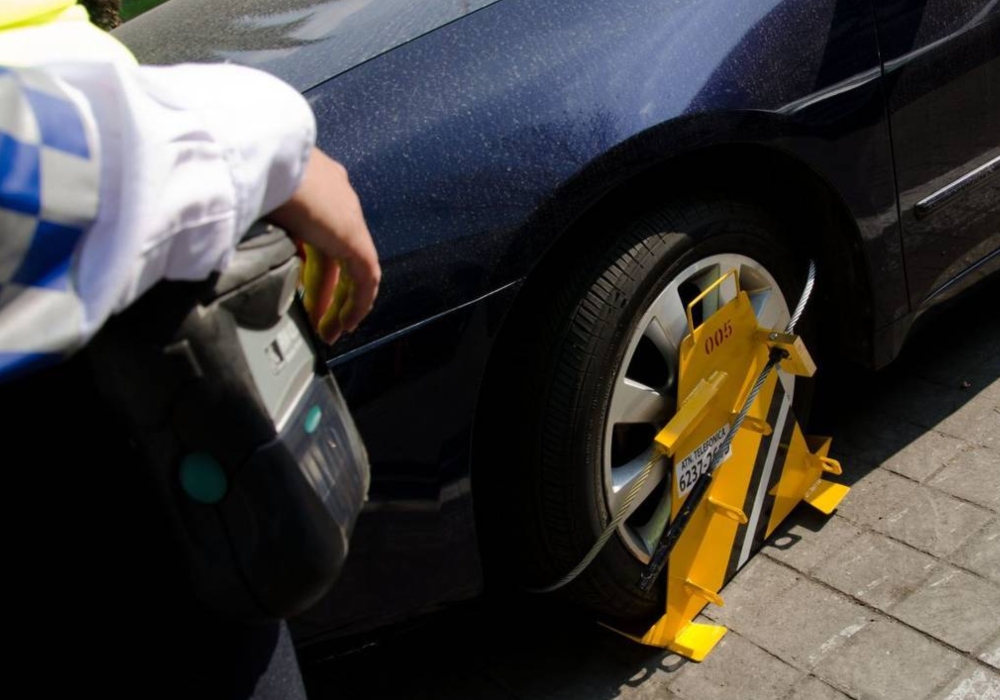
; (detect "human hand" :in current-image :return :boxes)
[268,148,381,344]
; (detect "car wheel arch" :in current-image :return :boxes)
[469,136,874,587]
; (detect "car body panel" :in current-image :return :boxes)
[291,283,518,642]
[115,0,502,93]
[870,0,1000,307]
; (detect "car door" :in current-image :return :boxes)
[871,0,1000,306]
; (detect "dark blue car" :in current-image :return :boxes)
[118,0,1000,646]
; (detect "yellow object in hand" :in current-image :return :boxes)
[301,242,355,344]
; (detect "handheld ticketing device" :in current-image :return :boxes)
[87,224,369,622]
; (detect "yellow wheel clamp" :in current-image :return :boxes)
[607,265,850,661]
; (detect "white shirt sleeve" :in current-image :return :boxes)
[54,60,316,337]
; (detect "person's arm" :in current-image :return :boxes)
[56,60,378,341]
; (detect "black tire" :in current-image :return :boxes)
[503,196,807,623]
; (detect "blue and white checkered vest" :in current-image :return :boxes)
[0,65,100,381]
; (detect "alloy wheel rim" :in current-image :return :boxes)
[602,253,793,563]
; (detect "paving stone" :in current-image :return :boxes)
[702,556,801,631]
[912,339,1000,388]
[710,563,873,670]
[931,373,1000,398]
[474,631,637,700]
[618,683,683,700]
[812,531,936,611]
[595,626,689,677]
[618,677,683,700]
[953,373,1000,404]
[764,513,864,575]
[883,431,968,483]
[413,604,645,700]
[949,518,1000,584]
[929,447,1000,512]
[864,376,967,433]
[975,376,1000,403]
[832,468,903,525]
[831,413,928,474]
[589,643,686,700]
[781,675,852,700]
[665,632,800,700]
[932,664,1000,700]
[980,633,1000,671]
[935,397,1000,450]
[836,469,994,558]
[891,564,1000,653]
[904,312,1000,386]
[813,618,967,700]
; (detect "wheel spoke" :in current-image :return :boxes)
[609,446,666,518]
[746,280,796,393]
[744,285,771,320]
[642,317,673,362]
[749,283,787,331]
[634,498,672,553]
[647,288,689,350]
[608,377,670,426]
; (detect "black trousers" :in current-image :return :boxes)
[3,357,307,699]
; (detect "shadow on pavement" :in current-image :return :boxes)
[813,273,998,486]
[303,590,689,700]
